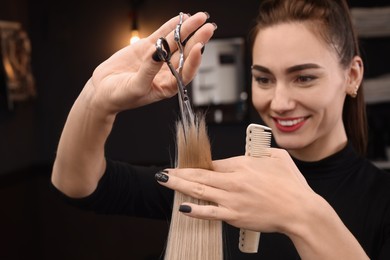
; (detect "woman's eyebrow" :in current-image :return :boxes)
[251,64,272,74]
[285,63,322,74]
[252,63,322,75]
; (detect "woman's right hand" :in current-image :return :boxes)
[52,12,215,198]
[86,11,216,116]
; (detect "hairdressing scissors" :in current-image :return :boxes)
[155,12,194,125]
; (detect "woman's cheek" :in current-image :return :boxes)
[252,88,268,113]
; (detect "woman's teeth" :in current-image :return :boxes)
[277,118,305,126]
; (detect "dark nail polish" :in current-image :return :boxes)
[152,50,163,62]
[155,171,169,183]
[201,45,205,55]
[182,38,188,47]
[179,205,192,213]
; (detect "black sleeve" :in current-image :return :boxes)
[50,159,174,220]
[378,201,390,260]
[379,239,390,260]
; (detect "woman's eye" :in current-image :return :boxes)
[253,76,273,87]
[296,75,316,84]
[255,77,269,84]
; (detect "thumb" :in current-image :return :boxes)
[132,45,165,88]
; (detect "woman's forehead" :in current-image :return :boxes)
[252,22,338,66]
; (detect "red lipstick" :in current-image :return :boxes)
[272,117,307,132]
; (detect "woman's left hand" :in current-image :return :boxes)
[157,148,315,234]
[157,148,370,259]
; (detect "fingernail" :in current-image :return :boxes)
[179,205,192,213]
[187,13,191,17]
[152,50,163,62]
[200,44,205,55]
[155,170,169,183]
[203,11,210,19]
[212,22,218,30]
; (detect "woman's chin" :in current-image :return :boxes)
[274,137,308,151]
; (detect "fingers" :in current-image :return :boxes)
[181,42,204,82]
[267,147,290,159]
[147,13,190,44]
[155,169,234,222]
[134,12,215,90]
[155,168,229,203]
[178,203,231,222]
[180,22,216,83]
[170,167,235,191]
[211,148,290,173]
[171,18,216,62]
[149,11,210,62]
[212,156,247,173]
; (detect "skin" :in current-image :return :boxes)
[51,12,216,197]
[251,22,363,161]
[51,12,368,259]
[159,22,368,259]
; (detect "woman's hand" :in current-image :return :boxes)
[157,148,369,259]
[52,12,215,198]
[157,148,314,234]
[87,12,216,115]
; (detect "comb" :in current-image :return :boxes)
[239,123,272,253]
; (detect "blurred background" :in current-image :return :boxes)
[0,0,389,259]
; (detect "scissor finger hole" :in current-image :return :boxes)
[156,37,172,62]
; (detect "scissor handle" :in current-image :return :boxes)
[155,37,171,62]
[175,12,185,71]
[154,13,194,126]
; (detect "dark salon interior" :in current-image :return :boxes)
[1,0,389,259]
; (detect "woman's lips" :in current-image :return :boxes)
[272,117,308,132]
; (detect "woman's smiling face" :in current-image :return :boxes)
[251,22,352,161]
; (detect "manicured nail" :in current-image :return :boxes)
[155,170,169,183]
[186,13,191,17]
[203,11,210,19]
[179,205,192,213]
[152,50,163,62]
[212,22,218,30]
[200,44,205,55]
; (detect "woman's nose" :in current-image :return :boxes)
[270,85,295,114]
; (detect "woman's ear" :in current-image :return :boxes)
[346,56,364,98]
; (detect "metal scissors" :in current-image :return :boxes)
[155,12,194,125]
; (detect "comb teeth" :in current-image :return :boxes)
[239,123,272,253]
[245,124,272,158]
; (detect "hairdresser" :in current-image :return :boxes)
[51,1,390,259]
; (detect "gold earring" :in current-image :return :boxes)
[351,86,358,98]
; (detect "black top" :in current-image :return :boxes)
[52,143,390,259]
